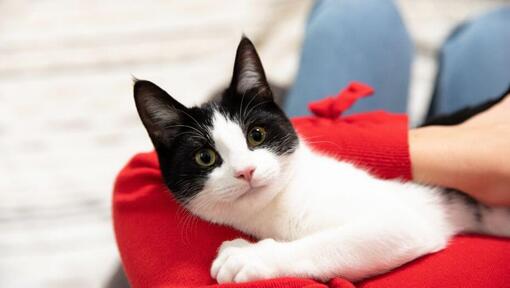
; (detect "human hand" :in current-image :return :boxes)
[410,95,510,206]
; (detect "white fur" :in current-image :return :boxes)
[185,114,510,283]
[188,111,295,222]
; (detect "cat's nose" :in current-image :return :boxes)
[234,167,255,182]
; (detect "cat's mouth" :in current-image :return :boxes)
[235,185,263,201]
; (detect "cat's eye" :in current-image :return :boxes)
[247,126,266,147]
[195,148,217,167]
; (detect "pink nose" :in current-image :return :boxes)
[235,167,255,182]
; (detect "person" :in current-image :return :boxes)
[284,0,510,206]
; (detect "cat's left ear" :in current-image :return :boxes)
[230,36,272,98]
[133,80,187,148]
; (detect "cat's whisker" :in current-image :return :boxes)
[241,87,265,121]
[241,92,256,122]
[183,210,200,245]
[244,100,271,121]
[242,86,268,121]
[175,131,206,140]
[300,135,324,141]
[178,209,197,245]
[164,124,216,146]
[239,88,248,122]
[179,109,209,136]
[164,124,206,139]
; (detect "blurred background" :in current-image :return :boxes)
[0,0,507,287]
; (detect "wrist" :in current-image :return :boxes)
[409,126,459,187]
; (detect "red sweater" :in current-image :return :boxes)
[113,83,510,288]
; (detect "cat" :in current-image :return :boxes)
[133,36,510,283]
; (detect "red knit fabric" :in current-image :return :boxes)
[308,82,374,119]
[113,83,510,288]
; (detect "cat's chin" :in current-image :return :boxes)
[206,184,269,206]
[234,183,283,212]
[235,185,265,201]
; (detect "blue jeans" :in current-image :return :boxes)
[285,0,510,120]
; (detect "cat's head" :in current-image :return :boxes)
[134,37,299,223]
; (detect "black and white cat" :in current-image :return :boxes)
[134,37,510,283]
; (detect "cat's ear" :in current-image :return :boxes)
[230,36,271,97]
[134,80,186,147]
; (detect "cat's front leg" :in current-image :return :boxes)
[211,238,286,283]
[211,221,449,283]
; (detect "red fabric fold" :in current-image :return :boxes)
[308,82,374,119]
[113,84,510,288]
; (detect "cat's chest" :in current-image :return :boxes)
[250,186,355,240]
[246,159,398,240]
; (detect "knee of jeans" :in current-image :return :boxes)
[313,0,400,20]
[441,6,510,52]
[476,5,510,27]
[309,0,411,38]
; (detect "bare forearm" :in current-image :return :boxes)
[409,125,510,206]
[409,126,457,188]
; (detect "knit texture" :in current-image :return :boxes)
[113,83,510,288]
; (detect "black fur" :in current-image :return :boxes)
[134,37,298,203]
[443,188,484,223]
[134,81,222,201]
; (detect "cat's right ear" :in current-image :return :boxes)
[134,80,186,147]
[230,36,271,97]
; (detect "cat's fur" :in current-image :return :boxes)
[134,37,510,283]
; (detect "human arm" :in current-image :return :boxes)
[409,95,510,206]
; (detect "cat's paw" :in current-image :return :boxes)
[211,238,280,283]
[217,238,252,253]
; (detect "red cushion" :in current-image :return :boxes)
[113,83,510,287]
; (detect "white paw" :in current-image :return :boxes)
[211,238,280,283]
[217,238,252,253]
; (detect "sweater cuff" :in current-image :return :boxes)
[292,111,411,181]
